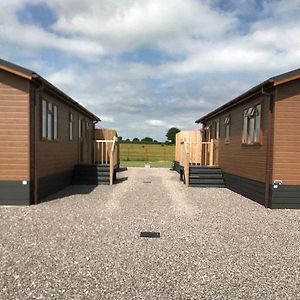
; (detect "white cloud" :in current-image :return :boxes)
[2,0,300,140]
[50,0,236,54]
[100,115,115,123]
[146,119,167,127]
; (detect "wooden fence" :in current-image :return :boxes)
[176,131,202,164]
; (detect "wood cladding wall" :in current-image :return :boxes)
[0,70,30,181]
[205,95,269,183]
[273,79,300,185]
[35,89,95,179]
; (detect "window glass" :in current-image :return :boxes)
[79,119,81,137]
[216,121,219,140]
[224,115,230,141]
[81,120,85,137]
[254,104,261,142]
[242,110,248,143]
[42,100,47,138]
[53,105,58,140]
[249,116,255,144]
[225,124,230,141]
[69,113,74,141]
[47,107,52,140]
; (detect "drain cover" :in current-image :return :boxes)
[143,181,152,184]
[140,231,160,238]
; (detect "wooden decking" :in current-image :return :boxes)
[94,137,119,185]
[175,131,219,186]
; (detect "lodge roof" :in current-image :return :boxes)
[0,58,100,122]
[195,67,300,123]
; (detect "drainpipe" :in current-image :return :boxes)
[262,87,274,208]
[32,80,45,204]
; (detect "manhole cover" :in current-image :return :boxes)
[140,231,160,238]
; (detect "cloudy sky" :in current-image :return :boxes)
[1,0,300,141]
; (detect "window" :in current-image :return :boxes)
[242,104,261,144]
[79,119,85,138]
[41,99,58,141]
[216,120,220,140]
[42,100,47,138]
[224,115,230,142]
[69,113,74,141]
[255,105,261,143]
[53,105,58,140]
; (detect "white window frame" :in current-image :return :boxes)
[242,104,261,144]
[42,99,58,141]
[42,100,47,138]
[224,115,230,142]
[69,113,74,141]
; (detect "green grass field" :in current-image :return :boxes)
[120,143,175,168]
[120,143,175,161]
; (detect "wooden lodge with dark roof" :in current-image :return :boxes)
[0,59,119,205]
[175,68,300,209]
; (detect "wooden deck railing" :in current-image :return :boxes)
[94,136,119,185]
[179,139,215,167]
[109,136,118,185]
[180,141,190,185]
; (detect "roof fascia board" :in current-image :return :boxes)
[196,81,274,124]
[0,65,32,80]
[273,74,300,86]
[32,76,100,122]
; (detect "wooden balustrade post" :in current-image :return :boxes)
[209,139,214,166]
[185,148,190,186]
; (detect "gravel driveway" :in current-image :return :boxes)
[0,168,299,299]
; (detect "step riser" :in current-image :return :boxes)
[73,171,109,176]
[189,185,225,188]
[73,176,110,180]
[190,175,223,179]
[189,180,225,185]
[188,166,225,187]
[72,164,112,185]
[74,168,110,172]
[190,170,222,174]
[73,181,109,185]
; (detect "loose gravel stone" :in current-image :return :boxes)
[0,168,299,299]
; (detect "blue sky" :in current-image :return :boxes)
[1,0,300,141]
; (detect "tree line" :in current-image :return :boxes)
[119,127,180,144]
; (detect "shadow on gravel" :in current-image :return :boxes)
[41,185,97,203]
[115,177,128,184]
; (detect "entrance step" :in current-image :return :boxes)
[188,166,225,188]
[72,164,113,185]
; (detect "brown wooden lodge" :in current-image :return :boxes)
[2,57,300,209]
[0,58,119,205]
[175,68,300,209]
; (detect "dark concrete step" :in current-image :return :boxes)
[189,184,226,188]
[189,178,225,185]
[72,180,109,185]
[189,168,222,175]
[73,170,109,176]
[73,175,109,181]
[189,173,223,179]
[74,165,110,171]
